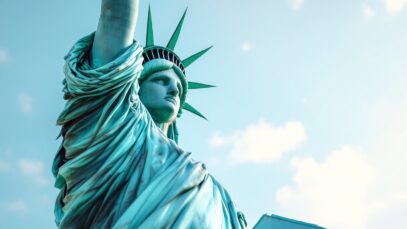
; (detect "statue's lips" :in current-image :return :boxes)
[164,96,177,105]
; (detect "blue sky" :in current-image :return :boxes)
[1,0,406,228]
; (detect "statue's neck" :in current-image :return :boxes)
[154,121,170,136]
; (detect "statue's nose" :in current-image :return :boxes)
[168,81,179,97]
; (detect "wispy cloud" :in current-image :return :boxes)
[6,199,28,214]
[18,159,49,186]
[241,42,253,52]
[209,132,227,148]
[0,48,8,63]
[18,92,33,114]
[363,3,376,19]
[291,0,304,11]
[35,194,52,206]
[383,0,407,13]
[209,119,306,165]
[0,159,11,172]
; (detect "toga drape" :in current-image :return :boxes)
[52,34,246,228]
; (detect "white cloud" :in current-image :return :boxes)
[18,159,49,186]
[291,0,304,11]
[366,99,407,191]
[0,48,8,63]
[383,0,407,13]
[276,146,375,229]
[18,92,33,114]
[275,101,407,229]
[363,3,376,19]
[364,101,407,229]
[6,199,28,214]
[210,119,306,164]
[366,193,407,229]
[241,42,253,52]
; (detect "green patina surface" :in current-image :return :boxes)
[52,5,247,228]
[52,8,247,227]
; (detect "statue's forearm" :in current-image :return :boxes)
[91,0,139,68]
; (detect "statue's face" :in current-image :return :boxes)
[139,69,182,124]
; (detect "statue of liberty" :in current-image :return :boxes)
[52,0,247,228]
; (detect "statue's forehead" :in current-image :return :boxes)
[147,68,178,79]
[142,68,183,89]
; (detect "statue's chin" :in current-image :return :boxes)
[149,107,177,124]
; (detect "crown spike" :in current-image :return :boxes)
[166,8,188,50]
[188,82,216,89]
[182,46,212,68]
[183,103,207,120]
[146,5,154,46]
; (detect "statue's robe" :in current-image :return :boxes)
[52,34,246,229]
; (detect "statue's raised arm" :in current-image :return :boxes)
[91,0,139,67]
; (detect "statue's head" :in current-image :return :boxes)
[139,68,183,124]
[139,6,213,143]
[138,54,188,124]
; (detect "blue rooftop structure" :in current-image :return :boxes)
[254,214,326,229]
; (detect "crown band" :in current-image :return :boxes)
[142,46,186,74]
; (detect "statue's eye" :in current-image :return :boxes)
[154,78,166,85]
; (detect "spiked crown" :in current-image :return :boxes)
[140,6,214,121]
